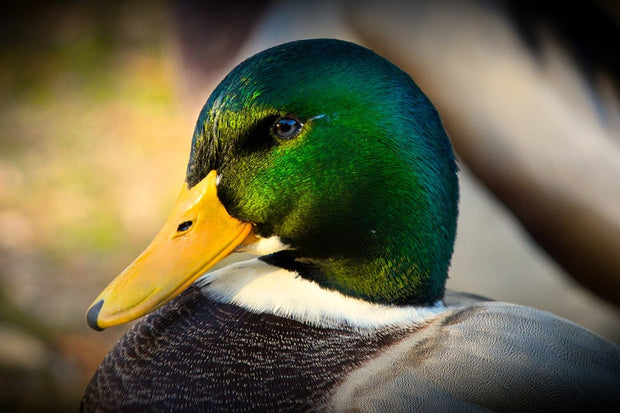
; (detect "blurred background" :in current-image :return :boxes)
[1,0,618,410]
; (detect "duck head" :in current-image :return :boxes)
[87,39,458,330]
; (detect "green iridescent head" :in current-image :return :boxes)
[187,39,458,306]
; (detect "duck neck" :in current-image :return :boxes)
[261,216,452,307]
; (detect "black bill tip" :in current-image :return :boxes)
[86,299,105,331]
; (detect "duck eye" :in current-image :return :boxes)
[177,221,193,232]
[272,117,302,140]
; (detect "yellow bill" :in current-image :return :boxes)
[86,170,254,330]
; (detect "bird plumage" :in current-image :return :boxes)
[81,39,620,412]
[82,285,619,411]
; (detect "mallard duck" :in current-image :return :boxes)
[81,39,619,412]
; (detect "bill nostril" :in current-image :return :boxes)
[177,221,193,232]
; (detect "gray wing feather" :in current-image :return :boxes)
[332,299,620,412]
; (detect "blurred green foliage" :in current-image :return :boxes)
[0,1,192,410]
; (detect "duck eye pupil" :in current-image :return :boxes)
[177,221,193,232]
[274,118,301,139]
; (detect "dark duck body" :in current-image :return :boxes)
[81,39,620,412]
[82,287,412,411]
